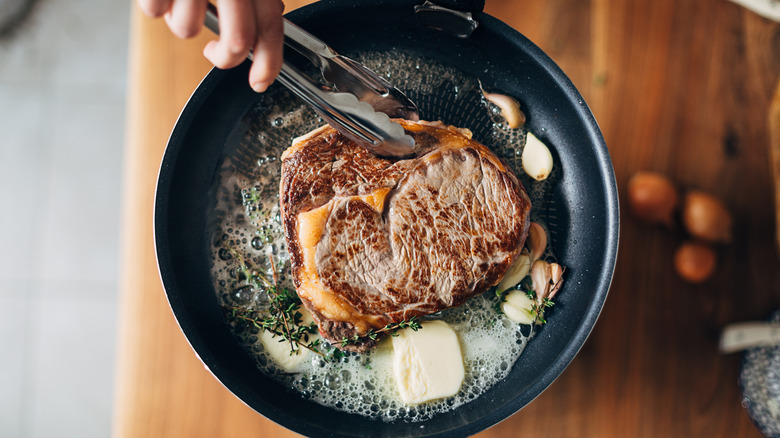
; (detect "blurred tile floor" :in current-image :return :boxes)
[0,0,129,436]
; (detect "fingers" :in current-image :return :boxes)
[203,0,257,70]
[249,0,285,92]
[139,0,285,91]
[138,0,173,17]
[164,0,207,39]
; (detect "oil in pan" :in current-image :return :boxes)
[208,50,562,422]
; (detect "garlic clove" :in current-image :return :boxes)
[484,92,525,129]
[522,132,554,181]
[526,222,547,262]
[548,263,565,299]
[530,260,552,303]
[501,290,536,325]
[496,251,531,293]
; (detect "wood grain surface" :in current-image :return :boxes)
[112,1,780,437]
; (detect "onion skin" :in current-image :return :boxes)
[682,190,732,243]
[627,172,678,227]
[674,241,717,284]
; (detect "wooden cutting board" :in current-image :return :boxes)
[770,78,780,252]
[113,1,780,437]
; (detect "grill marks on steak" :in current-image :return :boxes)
[280,120,531,351]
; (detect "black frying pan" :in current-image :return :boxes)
[154,1,619,436]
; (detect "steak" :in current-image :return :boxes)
[280,120,531,351]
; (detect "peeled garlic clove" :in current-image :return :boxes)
[548,263,565,299]
[484,92,525,129]
[526,222,547,262]
[497,251,531,293]
[501,290,536,325]
[522,132,554,181]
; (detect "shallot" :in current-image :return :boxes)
[674,241,717,284]
[682,190,732,243]
[627,171,678,227]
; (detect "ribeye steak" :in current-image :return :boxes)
[280,120,531,351]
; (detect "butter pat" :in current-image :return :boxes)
[259,308,317,373]
[392,320,464,404]
[501,290,536,325]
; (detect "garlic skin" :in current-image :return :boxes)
[484,92,525,129]
[530,260,565,303]
[548,263,565,299]
[522,133,554,181]
[530,260,551,303]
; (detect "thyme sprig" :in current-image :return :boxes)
[230,305,321,356]
[226,249,422,363]
[525,290,555,324]
[340,318,422,348]
[230,254,321,356]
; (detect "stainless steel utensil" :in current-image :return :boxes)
[719,321,780,353]
[204,4,418,157]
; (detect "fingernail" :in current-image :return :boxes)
[203,41,216,60]
[251,82,269,93]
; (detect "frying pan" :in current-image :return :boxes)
[154,0,619,436]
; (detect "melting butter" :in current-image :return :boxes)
[392,320,465,405]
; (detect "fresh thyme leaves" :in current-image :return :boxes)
[230,305,320,356]
[529,297,554,324]
[227,248,423,363]
[227,249,323,357]
[339,318,422,348]
[492,286,505,316]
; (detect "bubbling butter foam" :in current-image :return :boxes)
[208,50,561,422]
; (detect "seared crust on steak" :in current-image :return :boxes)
[280,120,531,351]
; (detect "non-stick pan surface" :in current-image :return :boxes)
[154,1,619,437]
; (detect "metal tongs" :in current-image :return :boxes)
[204,5,419,157]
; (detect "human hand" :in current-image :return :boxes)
[138,0,284,92]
